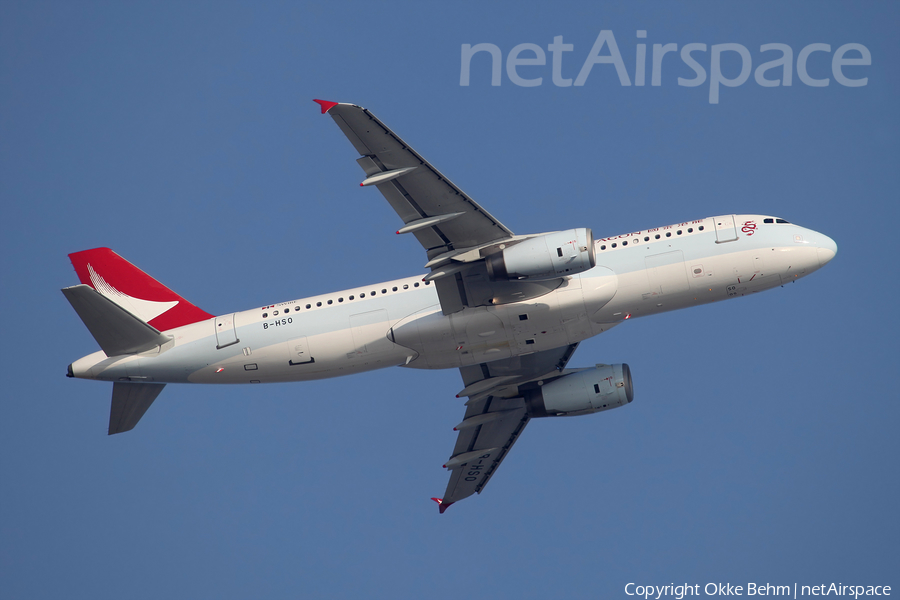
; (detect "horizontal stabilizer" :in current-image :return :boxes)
[109,382,166,435]
[62,285,171,356]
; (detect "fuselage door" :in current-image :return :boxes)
[286,336,314,365]
[215,314,239,349]
[715,215,738,243]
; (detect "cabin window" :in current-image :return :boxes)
[306,304,311,309]
[262,313,268,318]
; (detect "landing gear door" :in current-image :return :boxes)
[715,215,738,243]
[215,314,239,349]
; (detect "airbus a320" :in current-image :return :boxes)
[63,100,837,512]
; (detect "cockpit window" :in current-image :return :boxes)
[776,218,790,224]
[764,218,774,224]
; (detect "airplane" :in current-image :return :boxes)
[63,99,837,513]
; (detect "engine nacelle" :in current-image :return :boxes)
[486,228,596,281]
[525,364,633,417]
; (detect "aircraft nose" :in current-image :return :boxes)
[817,234,837,268]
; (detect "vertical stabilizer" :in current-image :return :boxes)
[68,248,213,331]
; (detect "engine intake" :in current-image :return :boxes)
[486,228,596,281]
[525,364,633,417]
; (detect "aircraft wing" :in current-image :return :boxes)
[317,100,560,315]
[432,343,579,513]
[315,100,513,258]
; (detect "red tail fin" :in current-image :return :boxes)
[68,248,213,331]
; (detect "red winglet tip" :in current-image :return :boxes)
[313,99,339,114]
[431,498,452,514]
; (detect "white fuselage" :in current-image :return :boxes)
[69,215,837,385]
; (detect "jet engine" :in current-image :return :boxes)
[525,364,633,417]
[486,228,596,281]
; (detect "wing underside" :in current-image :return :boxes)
[433,344,579,512]
[320,101,513,257]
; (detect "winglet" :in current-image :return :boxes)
[313,99,339,114]
[431,497,454,514]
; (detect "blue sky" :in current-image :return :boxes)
[1,2,897,599]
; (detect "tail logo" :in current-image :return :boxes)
[88,264,179,324]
